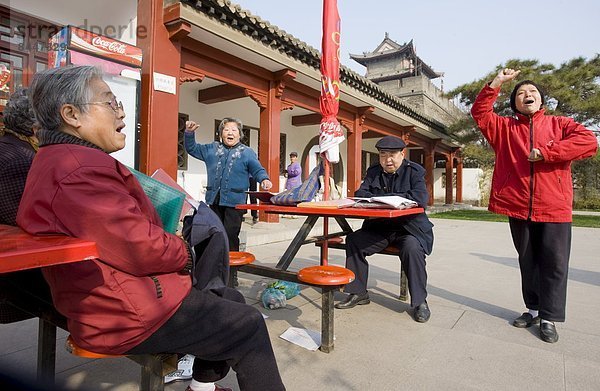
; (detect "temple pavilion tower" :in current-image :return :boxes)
[350,33,463,126]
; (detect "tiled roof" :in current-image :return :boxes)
[182,0,449,134]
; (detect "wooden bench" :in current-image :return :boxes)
[0,224,177,390]
[315,238,409,301]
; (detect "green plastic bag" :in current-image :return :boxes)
[268,280,300,300]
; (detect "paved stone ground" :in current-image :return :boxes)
[1,217,599,390]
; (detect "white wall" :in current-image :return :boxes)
[178,82,264,201]
[433,167,482,204]
[178,81,351,198]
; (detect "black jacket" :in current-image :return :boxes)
[355,159,434,255]
[0,133,35,225]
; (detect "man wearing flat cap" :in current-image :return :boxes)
[335,135,434,323]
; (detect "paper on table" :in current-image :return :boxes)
[279,326,321,351]
[297,198,356,208]
[349,195,418,209]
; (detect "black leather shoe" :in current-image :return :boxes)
[540,321,559,343]
[512,313,540,328]
[413,302,431,323]
[335,292,370,309]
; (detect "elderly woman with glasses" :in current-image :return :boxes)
[17,66,285,391]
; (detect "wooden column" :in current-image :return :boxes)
[445,153,454,205]
[455,156,463,203]
[247,71,294,223]
[344,119,361,196]
[345,107,372,196]
[137,0,186,176]
[424,143,436,206]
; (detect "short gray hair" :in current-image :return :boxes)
[218,117,244,139]
[3,88,36,137]
[29,65,103,132]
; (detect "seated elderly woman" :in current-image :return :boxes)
[17,66,285,391]
[0,88,39,226]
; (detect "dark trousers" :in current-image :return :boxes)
[210,204,244,251]
[127,229,285,390]
[128,287,285,390]
[344,229,428,307]
[508,217,571,322]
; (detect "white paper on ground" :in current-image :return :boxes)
[279,327,321,351]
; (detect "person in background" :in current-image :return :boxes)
[18,66,285,391]
[185,119,272,251]
[471,68,598,343]
[0,88,46,326]
[334,136,435,323]
[284,151,302,190]
[0,88,39,225]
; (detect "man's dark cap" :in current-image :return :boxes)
[375,136,406,151]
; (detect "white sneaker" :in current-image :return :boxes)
[164,354,194,383]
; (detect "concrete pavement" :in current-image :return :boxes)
[1,217,599,390]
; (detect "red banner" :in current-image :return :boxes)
[319,0,344,163]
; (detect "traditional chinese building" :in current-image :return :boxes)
[350,33,464,128]
[1,0,466,223]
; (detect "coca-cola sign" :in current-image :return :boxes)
[91,36,127,54]
[62,26,142,67]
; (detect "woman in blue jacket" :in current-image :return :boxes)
[185,118,272,250]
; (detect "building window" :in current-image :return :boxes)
[177,114,189,170]
[279,133,287,174]
[0,6,57,109]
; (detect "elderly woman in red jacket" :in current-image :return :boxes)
[17,65,285,391]
[471,68,598,344]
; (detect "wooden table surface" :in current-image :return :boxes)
[237,203,424,218]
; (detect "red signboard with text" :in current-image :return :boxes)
[48,26,142,68]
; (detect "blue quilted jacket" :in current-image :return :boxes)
[184,133,269,207]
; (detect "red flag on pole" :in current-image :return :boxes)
[318,0,343,265]
[319,0,344,165]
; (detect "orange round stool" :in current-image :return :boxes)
[297,265,355,286]
[229,251,256,266]
[229,251,256,287]
[297,265,355,353]
[65,335,122,359]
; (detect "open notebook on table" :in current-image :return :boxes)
[297,196,418,210]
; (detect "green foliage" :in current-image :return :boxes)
[573,197,600,211]
[430,210,600,228]
[446,56,600,147]
[447,56,600,203]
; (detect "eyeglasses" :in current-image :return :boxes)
[78,96,124,113]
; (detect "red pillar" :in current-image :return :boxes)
[456,157,463,203]
[258,82,282,223]
[345,117,363,196]
[424,145,435,206]
[137,0,182,176]
[445,153,454,205]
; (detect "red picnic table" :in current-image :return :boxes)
[0,224,99,382]
[0,224,99,273]
[235,203,423,352]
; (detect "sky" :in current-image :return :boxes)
[232,0,600,92]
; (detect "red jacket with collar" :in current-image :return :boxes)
[471,85,598,222]
[17,143,192,354]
